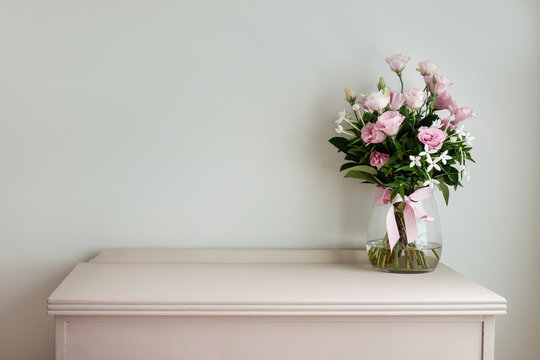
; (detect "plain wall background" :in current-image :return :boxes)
[1,0,539,358]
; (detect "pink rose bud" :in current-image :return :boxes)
[369,151,390,170]
[424,73,454,95]
[363,91,390,112]
[385,54,411,73]
[451,106,473,126]
[375,111,405,137]
[434,91,457,111]
[403,88,426,109]
[416,61,439,76]
[361,122,387,144]
[389,90,405,110]
[417,126,448,150]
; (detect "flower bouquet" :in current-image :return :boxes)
[329,54,475,272]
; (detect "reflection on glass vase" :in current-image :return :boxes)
[366,189,442,273]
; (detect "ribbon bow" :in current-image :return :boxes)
[375,186,434,251]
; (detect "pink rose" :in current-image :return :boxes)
[389,90,405,110]
[369,151,390,170]
[451,106,473,126]
[403,88,426,109]
[376,111,405,137]
[363,91,390,112]
[434,91,457,110]
[385,54,411,73]
[424,73,454,95]
[361,122,387,144]
[417,61,438,76]
[417,126,448,150]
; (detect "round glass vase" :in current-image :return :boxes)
[366,189,442,273]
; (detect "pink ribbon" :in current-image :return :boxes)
[375,186,434,251]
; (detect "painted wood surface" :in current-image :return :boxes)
[49,250,506,317]
[57,315,483,360]
[48,250,506,360]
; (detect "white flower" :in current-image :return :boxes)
[464,133,475,147]
[419,144,437,157]
[335,124,353,136]
[436,150,452,165]
[409,155,421,168]
[454,163,466,172]
[462,167,471,182]
[425,153,441,172]
[432,119,444,129]
[455,125,467,140]
[455,162,471,182]
[335,110,359,131]
[352,104,360,112]
[454,126,475,146]
[423,177,440,189]
[449,136,457,143]
[335,110,347,124]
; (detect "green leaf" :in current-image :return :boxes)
[339,162,359,172]
[443,168,460,185]
[384,181,401,188]
[380,166,392,176]
[344,153,359,162]
[349,147,368,156]
[347,165,377,175]
[396,165,414,171]
[344,170,383,186]
[393,138,403,152]
[418,114,438,127]
[390,187,400,201]
[328,137,350,153]
[436,180,450,206]
[363,112,377,123]
[465,153,476,163]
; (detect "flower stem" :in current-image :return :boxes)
[353,110,365,127]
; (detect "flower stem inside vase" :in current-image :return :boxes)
[367,203,441,273]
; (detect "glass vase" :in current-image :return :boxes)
[366,189,442,273]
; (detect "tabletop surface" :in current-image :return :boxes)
[47,250,507,316]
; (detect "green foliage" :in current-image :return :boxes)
[345,170,380,184]
[328,137,350,153]
[347,165,378,175]
[436,180,450,205]
[339,162,359,171]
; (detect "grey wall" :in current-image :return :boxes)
[1,0,539,358]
